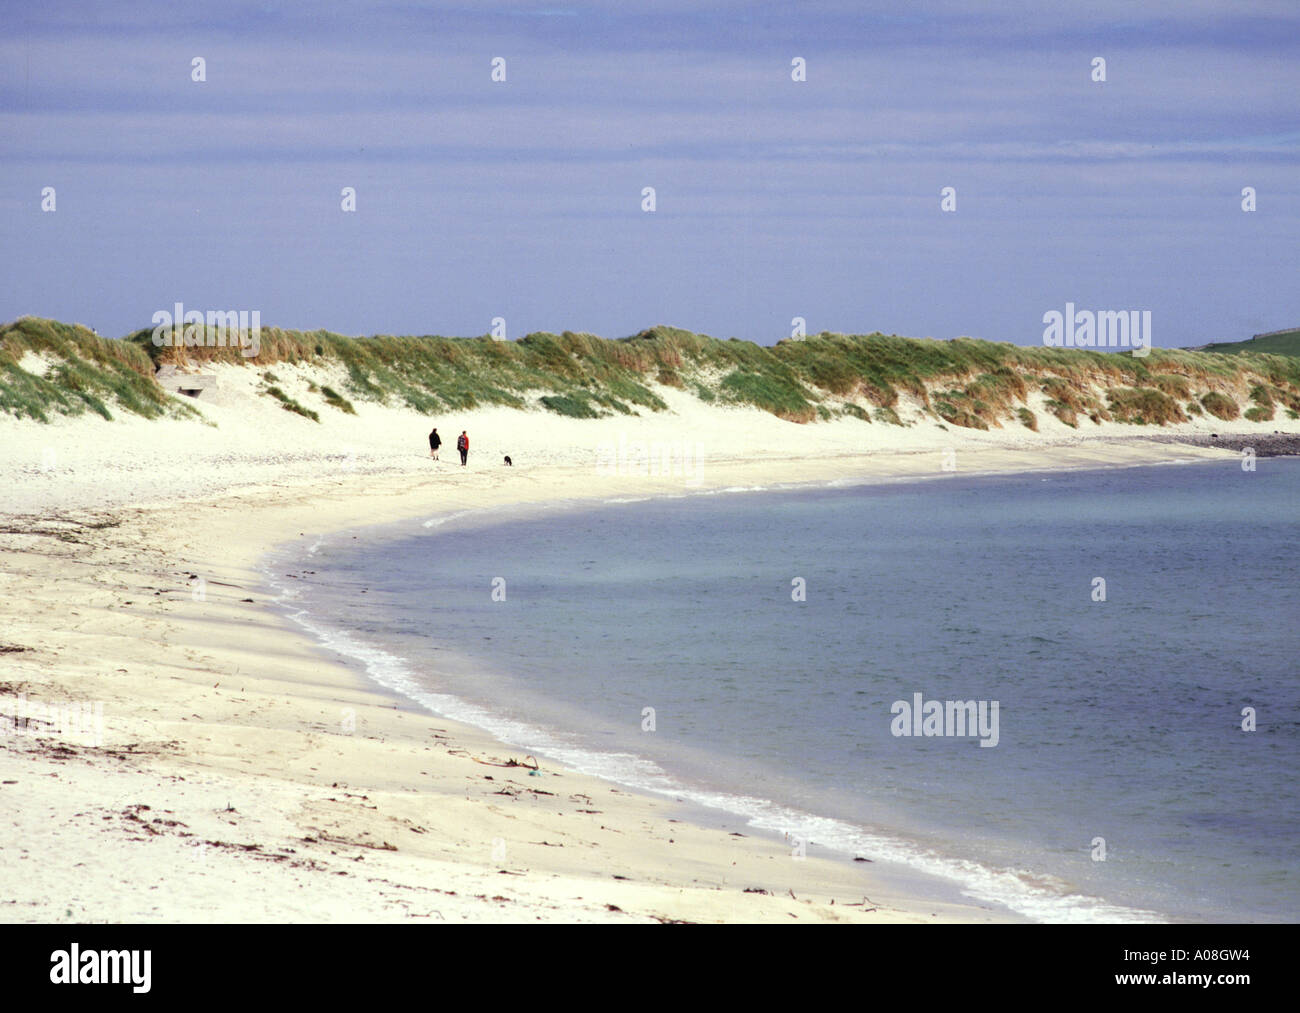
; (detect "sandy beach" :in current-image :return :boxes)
[1,370,1285,923]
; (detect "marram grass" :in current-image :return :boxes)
[2,317,1298,430]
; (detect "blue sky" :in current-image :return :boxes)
[2,0,1297,347]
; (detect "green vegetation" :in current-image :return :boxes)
[320,385,356,415]
[1105,387,1187,426]
[1044,400,1078,428]
[1242,384,1275,422]
[264,385,320,422]
[1195,328,1300,358]
[1200,391,1240,421]
[1040,377,1110,428]
[0,317,197,422]
[719,368,815,422]
[933,390,989,431]
[1149,374,1192,400]
[539,393,601,418]
[5,316,1299,432]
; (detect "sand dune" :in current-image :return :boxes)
[0,373,1285,922]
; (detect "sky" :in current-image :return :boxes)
[1,0,1297,348]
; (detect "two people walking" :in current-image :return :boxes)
[429,426,469,466]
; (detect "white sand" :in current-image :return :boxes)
[0,366,1285,922]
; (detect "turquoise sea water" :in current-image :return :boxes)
[268,458,1300,922]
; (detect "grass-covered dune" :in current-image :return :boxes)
[0,318,199,423]
[4,315,1300,430]
[1192,328,1300,359]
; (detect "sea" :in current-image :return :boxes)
[263,457,1300,922]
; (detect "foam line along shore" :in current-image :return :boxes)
[2,385,1270,922]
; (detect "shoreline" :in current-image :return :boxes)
[0,426,1273,923]
[268,456,1242,925]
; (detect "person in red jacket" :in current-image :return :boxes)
[457,430,469,466]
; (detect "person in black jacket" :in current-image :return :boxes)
[428,427,441,460]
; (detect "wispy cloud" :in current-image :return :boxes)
[1,0,1296,345]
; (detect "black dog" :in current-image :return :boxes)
[504,455,512,466]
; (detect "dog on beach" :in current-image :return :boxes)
[504,455,512,466]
